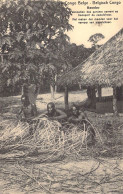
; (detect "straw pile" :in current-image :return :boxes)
[0,116,100,162]
[0,119,29,144]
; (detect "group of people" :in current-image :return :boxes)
[45,102,87,124]
[45,102,95,143]
[19,83,95,141]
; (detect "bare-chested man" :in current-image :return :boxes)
[68,105,95,139]
[45,102,67,122]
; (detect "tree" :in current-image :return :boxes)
[88,33,105,47]
[0,0,73,96]
[39,31,71,97]
[62,43,95,69]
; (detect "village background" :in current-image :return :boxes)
[0,0,123,194]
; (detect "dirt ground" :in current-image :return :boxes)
[0,89,123,194]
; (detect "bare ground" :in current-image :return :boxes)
[0,89,123,194]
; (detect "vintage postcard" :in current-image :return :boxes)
[0,0,123,193]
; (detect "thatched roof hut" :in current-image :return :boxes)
[57,28,123,114]
[58,28,123,88]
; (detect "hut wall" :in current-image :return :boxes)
[116,86,123,100]
[96,100,123,113]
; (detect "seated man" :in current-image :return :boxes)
[68,105,95,137]
[68,105,87,124]
[30,102,67,135]
[44,102,67,122]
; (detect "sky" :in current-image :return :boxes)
[61,0,123,47]
[1,0,123,47]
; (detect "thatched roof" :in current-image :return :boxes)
[58,28,123,87]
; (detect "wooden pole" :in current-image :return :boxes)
[1,54,3,63]
[113,86,118,115]
[91,87,96,109]
[98,85,102,101]
[50,84,54,100]
[54,74,57,93]
[64,85,69,110]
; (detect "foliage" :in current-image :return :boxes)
[63,43,95,68]
[88,33,105,47]
[0,0,73,94]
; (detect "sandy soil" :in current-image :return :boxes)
[0,89,123,194]
[0,158,123,194]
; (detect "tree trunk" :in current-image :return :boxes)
[1,55,3,63]
[50,84,54,99]
[64,86,69,110]
[87,86,96,108]
[79,83,82,90]
[91,87,96,109]
[98,86,102,101]
[54,74,57,93]
[113,87,118,115]
[87,86,91,99]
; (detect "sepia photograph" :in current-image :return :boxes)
[0,0,123,193]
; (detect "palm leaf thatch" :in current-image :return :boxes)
[58,28,123,87]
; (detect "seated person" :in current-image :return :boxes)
[68,105,95,136]
[44,102,67,122]
[68,105,87,124]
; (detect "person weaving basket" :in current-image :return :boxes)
[45,102,67,122]
[68,105,95,142]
